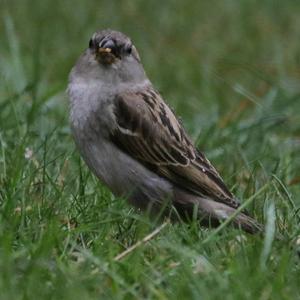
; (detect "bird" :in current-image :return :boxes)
[68,29,262,234]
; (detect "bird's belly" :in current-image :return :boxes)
[73,131,173,209]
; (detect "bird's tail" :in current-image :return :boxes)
[173,191,262,234]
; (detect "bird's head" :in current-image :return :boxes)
[72,29,147,85]
[90,30,140,65]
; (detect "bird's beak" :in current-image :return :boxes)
[96,47,116,65]
[98,47,112,54]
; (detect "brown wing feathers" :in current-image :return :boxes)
[111,88,240,209]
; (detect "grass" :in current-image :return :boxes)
[0,1,300,299]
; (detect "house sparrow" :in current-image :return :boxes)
[68,29,261,233]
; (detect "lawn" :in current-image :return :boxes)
[0,1,300,299]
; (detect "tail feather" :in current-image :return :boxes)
[173,190,262,234]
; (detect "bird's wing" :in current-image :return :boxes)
[110,87,239,209]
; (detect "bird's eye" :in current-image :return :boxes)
[125,44,132,55]
[89,39,93,48]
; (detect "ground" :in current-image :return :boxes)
[0,1,300,299]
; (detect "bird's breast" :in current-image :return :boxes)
[68,79,117,135]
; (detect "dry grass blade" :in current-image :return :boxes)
[114,220,170,261]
